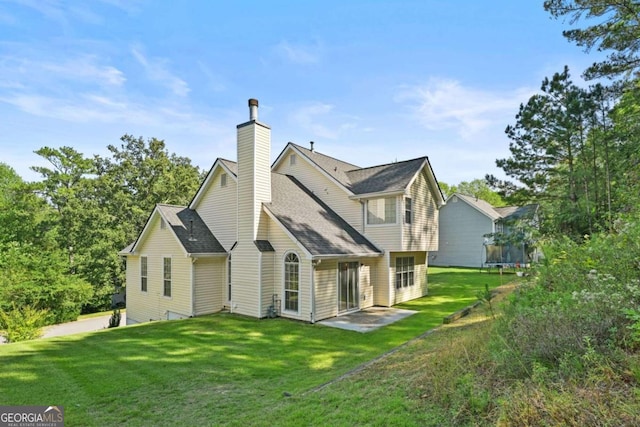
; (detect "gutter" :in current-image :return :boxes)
[311,252,385,261]
[349,190,405,201]
[186,253,228,258]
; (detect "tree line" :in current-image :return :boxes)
[2,0,639,331]
[487,0,640,240]
[1,136,204,326]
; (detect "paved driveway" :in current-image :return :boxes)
[1,312,127,344]
[42,312,127,338]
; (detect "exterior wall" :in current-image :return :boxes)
[231,120,272,318]
[237,121,271,243]
[126,215,192,324]
[373,253,391,307]
[390,251,428,305]
[194,167,238,250]
[403,169,439,252]
[313,259,338,321]
[431,197,494,268]
[359,263,374,309]
[274,148,363,230]
[266,219,312,322]
[259,251,276,317]
[194,257,225,316]
[363,195,402,250]
[229,242,261,317]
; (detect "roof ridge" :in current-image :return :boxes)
[157,203,188,208]
[347,156,427,173]
[289,142,361,170]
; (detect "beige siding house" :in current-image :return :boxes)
[121,99,445,325]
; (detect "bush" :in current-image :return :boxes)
[491,215,640,378]
[0,304,49,343]
[108,309,121,328]
[0,242,93,325]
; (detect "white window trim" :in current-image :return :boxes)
[395,256,415,289]
[365,197,398,226]
[140,255,148,293]
[283,251,300,314]
[163,256,172,299]
[404,197,412,224]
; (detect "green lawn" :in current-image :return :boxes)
[0,267,508,426]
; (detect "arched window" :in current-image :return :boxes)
[284,253,299,312]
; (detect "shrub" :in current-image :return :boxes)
[0,304,49,343]
[108,309,121,328]
[491,215,640,378]
[0,242,93,325]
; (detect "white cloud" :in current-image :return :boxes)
[396,78,535,140]
[197,61,226,92]
[131,45,190,97]
[289,102,338,139]
[0,54,126,88]
[274,41,321,64]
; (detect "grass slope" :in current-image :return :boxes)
[0,267,505,426]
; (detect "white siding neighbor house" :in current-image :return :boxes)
[431,193,539,269]
[120,99,445,325]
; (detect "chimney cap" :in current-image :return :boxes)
[248,98,259,121]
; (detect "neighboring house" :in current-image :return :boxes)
[120,99,445,325]
[430,193,539,268]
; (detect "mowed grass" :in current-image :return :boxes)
[0,267,507,426]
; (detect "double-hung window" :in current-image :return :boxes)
[395,256,415,289]
[163,257,172,297]
[284,253,299,312]
[140,256,148,292]
[367,197,397,225]
[404,197,412,224]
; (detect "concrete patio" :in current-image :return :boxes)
[317,307,417,333]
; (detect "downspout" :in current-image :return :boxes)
[258,251,263,318]
[190,257,196,317]
[310,259,317,323]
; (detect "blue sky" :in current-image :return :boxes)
[1,1,598,185]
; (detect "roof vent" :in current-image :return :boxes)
[188,219,197,241]
[248,98,259,121]
[310,141,314,152]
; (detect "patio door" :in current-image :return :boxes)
[338,262,359,313]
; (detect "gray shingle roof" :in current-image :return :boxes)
[494,204,538,221]
[289,143,431,197]
[288,143,360,190]
[346,157,427,195]
[266,173,382,257]
[453,193,502,220]
[156,204,226,254]
[219,158,238,177]
[452,193,538,222]
[254,240,275,252]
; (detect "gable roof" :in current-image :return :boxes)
[156,204,226,254]
[494,204,539,221]
[275,142,444,205]
[346,157,427,195]
[277,142,360,191]
[189,158,238,209]
[125,204,226,256]
[449,193,538,222]
[265,173,382,258]
[451,193,502,221]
